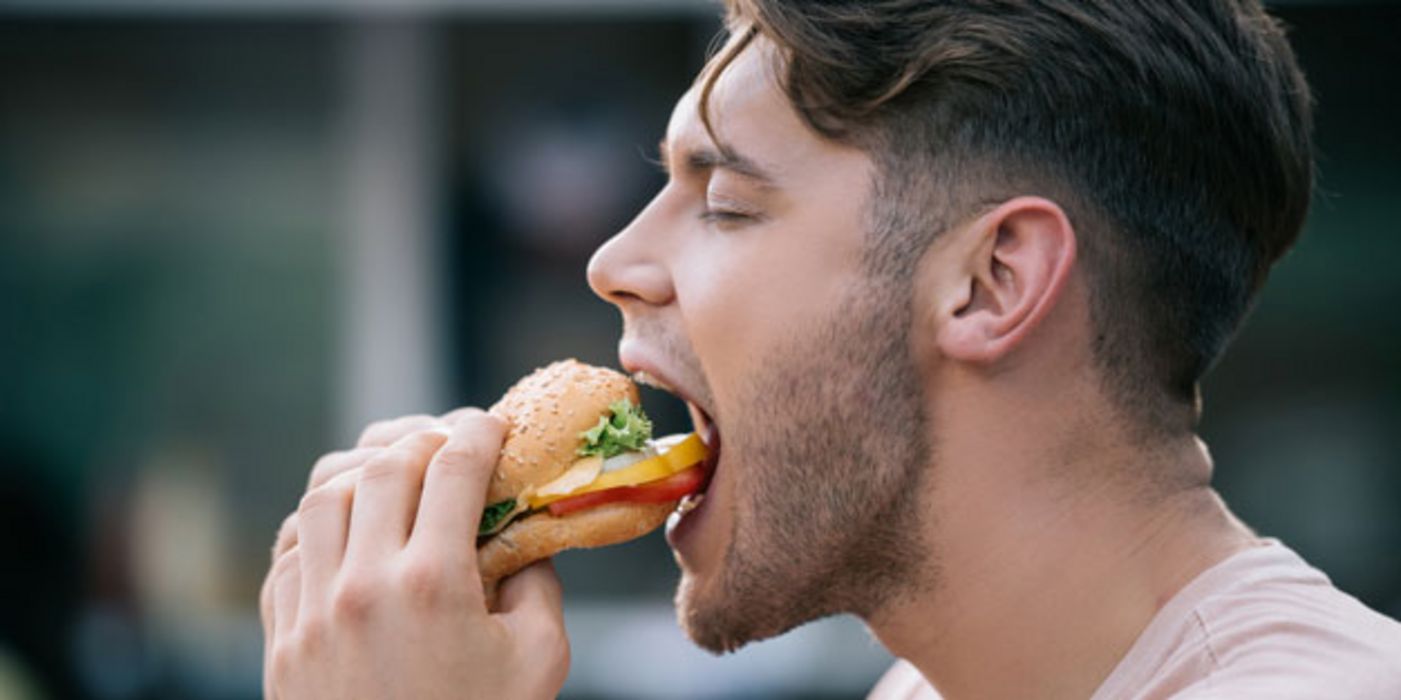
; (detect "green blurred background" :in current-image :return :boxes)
[1,2,1398,699]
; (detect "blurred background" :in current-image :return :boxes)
[0,1,1397,698]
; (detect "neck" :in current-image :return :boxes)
[868,389,1258,699]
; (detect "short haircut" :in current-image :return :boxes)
[702,0,1314,435]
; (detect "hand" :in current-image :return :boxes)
[259,409,570,700]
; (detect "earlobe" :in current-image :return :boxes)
[935,197,1077,365]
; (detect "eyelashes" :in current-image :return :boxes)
[699,208,752,224]
[642,147,668,177]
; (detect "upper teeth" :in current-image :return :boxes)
[633,371,676,394]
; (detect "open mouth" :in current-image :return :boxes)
[679,402,721,511]
[631,370,721,513]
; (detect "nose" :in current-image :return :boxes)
[587,194,676,308]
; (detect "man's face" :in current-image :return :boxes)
[588,37,931,652]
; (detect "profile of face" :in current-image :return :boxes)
[588,36,933,653]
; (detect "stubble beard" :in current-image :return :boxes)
[677,277,934,654]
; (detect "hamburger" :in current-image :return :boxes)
[477,359,711,605]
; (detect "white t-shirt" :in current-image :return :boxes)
[870,540,1401,699]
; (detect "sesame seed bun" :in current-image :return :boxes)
[478,359,673,606]
[485,359,639,505]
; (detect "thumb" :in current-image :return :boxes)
[498,560,569,672]
[498,559,565,623]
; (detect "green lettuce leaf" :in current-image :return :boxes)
[478,498,517,536]
[577,399,653,458]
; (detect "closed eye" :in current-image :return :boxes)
[699,209,750,223]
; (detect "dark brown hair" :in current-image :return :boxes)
[704,0,1314,434]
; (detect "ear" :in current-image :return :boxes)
[935,197,1077,365]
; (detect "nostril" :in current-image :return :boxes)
[592,261,674,308]
[586,234,668,306]
[601,290,645,311]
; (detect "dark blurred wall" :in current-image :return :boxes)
[1202,4,1401,618]
[0,19,340,700]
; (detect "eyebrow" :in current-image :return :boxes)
[657,138,779,189]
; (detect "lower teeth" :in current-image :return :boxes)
[676,493,705,514]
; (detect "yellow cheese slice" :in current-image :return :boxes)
[532,456,603,498]
[526,433,708,508]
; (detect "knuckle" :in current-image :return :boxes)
[356,420,391,446]
[368,430,449,472]
[277,512,298,538]
[296,615,327,654]
[330,575,381,623]
[396,558,449,607]
[358,455,399,482]
[359,449,414,483]
[434,440,490,474]
[298,482,346,515]
[359,414,438,447]
[273,546,301,578]
[402,427,450,450]
[308,450,350,485]
[462,409,509,435]
[270,642,297,683]
[259,577,275,619]
[273,514,298,551]
[441,406,486,424]
[310,449,338,474]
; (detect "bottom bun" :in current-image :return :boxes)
[478,501,676,607]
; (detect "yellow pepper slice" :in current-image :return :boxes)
[526,433,708,508]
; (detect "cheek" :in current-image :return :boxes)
[675,223,864,396]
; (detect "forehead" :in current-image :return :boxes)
[664,37,862,183]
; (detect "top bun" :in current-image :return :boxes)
[486,359,638,505]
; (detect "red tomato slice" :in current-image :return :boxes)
[546,464,707,517]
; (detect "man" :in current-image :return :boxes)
[260,1,1401,698]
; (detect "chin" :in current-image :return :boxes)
[676,587,816,655]
[669,524,744,652]
[674,572,749,655]
[672,542,823,655]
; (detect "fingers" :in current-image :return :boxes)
[497,561,569,679]
[343,430,450,565]
[297,469,358,611]
[272,513,299,567]
[357,414,442,448]
[272,547,302,641]
[497,560,564,617]
[308,447,379,490]
[410,411,507,570]
[440,406,492,425]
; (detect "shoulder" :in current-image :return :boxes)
[1176,544,1401,698]
[1095,540,1401,699]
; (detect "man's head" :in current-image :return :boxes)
[588,0,1312,653]
[708,0,1314,432]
